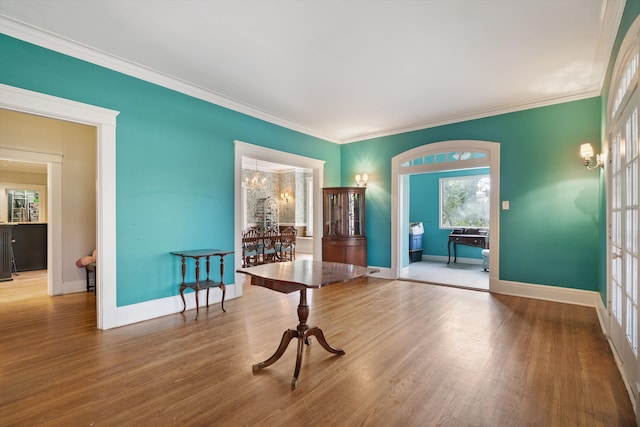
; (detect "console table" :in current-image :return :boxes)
[447,232,489,264]
[171,249,233,320]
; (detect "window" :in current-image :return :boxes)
[440,175,490,228]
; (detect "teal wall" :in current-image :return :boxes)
[342,99,602,291]
[409,168,490,259]
[0,35,340,306]
[4,1,640,304]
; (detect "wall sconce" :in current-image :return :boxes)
[580,143,604,170]
[280,192,289,203]
[355,173,368,187]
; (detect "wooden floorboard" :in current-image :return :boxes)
[0,273,635,426]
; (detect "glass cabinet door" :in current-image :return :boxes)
[323,187,365,237]
[8,189,40,223]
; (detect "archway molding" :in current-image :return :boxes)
[391,140,501,290]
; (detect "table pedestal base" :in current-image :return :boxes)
[252,289,345,390]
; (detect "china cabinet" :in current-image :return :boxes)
[322,187,367,266]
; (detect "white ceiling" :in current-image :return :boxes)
[0,0,624,143]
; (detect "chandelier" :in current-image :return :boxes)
[245,159,267,190]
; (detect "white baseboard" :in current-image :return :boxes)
[493,279,601,307]
[296,236,313,253]
[63,279,90,294]
[593,296,637,416]
[368,266,394,280]
[595,295,609,335]
[103,284,238,329]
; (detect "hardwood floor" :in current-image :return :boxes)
[0,273,635,426]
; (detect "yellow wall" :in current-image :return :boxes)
[0,108,96,285]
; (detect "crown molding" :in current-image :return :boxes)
[1,10,617,146]
[0,15,341,143]
[594,0,627,89]
[340,90,602,144]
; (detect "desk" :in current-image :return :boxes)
[237,260,378,389]
[171,249,233,320]
[447,233,489,264]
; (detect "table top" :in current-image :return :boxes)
[237,260,379,293]
[171,249,234,258]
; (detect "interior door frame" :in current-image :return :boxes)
[0,84,119,330]
[605,15,640,411]
[391,140,500,289]
[233,140,325,292]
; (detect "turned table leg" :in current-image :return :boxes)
[219,255,227,312]
[253,288,345,390]
[194,257,200,320]
[180,256,187,313]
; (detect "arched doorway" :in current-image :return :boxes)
[391,140,500,291]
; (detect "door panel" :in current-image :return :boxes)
[609,104,639,400]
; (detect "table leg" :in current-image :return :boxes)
[447,239,452,264]
[219,255,227,312]
[253,328,297,372]
[180,256,187,313]
[252,289,345,390]
[220,284,226,312]
[306,327,345,355]
[205,256,211,309]
[194,258,200,320]
[180,285,186,313]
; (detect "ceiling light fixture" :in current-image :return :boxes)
[245,159,267,189]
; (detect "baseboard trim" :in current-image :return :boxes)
[369,266,394,280]
[104,284,238,329]
[296,237,313,253]
[63,279,90,294]
[493,279,601,307]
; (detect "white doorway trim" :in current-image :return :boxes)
[391,140,501,290]
[0,147,61,295]
[234,141,325,291]
[0,84,119,330]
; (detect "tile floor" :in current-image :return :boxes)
[402,259,489,291]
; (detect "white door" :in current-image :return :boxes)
[607,20,640,402]
[609,103,639,397]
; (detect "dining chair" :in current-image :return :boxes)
[278,226,297,261]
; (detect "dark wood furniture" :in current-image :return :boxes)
[0,224,14,281]
[237,260,379,389]
[171,249,233,320]
[278,226,297,261]
[447,229,489,264]
[85,262,96,293]
[11,223,47,271]
[241,227,298,267]
[322,187,367,266]
[241,228,261,267]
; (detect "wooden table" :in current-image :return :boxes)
[171,249,233,320]
[447,232,489,264]
[237,260,378,389]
